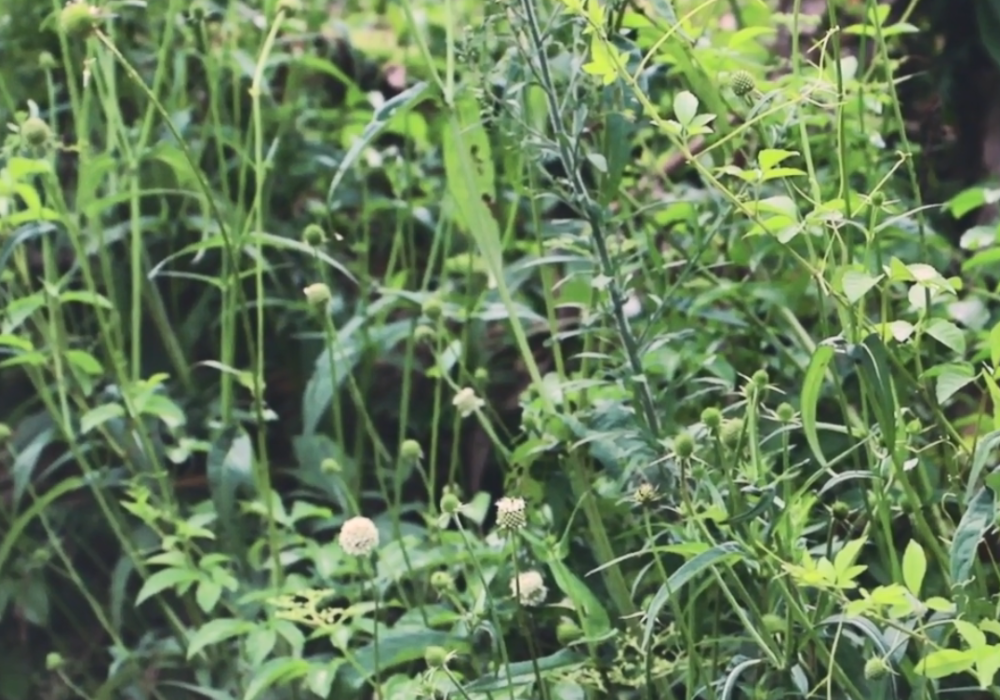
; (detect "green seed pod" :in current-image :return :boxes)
[302,223,325,247]
[400,439,423,462]
[421,297,444,321]
[59,3,98,37]
[20,116,52,147]
[720,418,744,449]
[440,492,461,515]
[424,645,450,669]
[776,402,795,423]
[701,407,722,431]
[730,70,756,97]
[673,431,695,459]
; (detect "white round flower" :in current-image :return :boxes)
[338,516,379,556]
[511,570,547,607]
[452,387,485,418]
[495,496,526,531]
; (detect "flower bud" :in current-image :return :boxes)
[303,283,331,305]
[302,223,325,247]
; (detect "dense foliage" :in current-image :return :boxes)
[4,0,1000,699]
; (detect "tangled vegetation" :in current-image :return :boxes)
[4,0,1000,698]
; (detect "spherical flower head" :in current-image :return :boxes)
[748,369,770,399]
[400,439,423,462]
[421,296,443,321]
[430,570,454,593]
[776,402,795,424]
[0,423,11,443]
[45,652,64,670]
[761,613,784,635]
[452,386,484,418]
[474,367,488,382]
[303,283,331,306]
[730,70,756,97]
[276,0,302,15]
[424,645,453,669]
[338,516,379,556]
[320,457,341,474]
[302,223,325,247]
[38,51,58,70]
[720,418,744,449]
[413,325,436,343]
[863,656,890,680]
[440,492,462,516]
[59,2,99,37]
[831,501,851,521]
[700,407,722,431]
[511,570,547,607]
[632,482,659,507]
[495,496,526,531]
[673,431,695,460]
[21,117,51,148]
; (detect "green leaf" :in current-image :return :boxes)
[244,657,310,700]
[546,559,611,639]
[935,363,976,404]
[187,618,254,659]
[801,345,836,468]
[842,270,882,303]
[758,148,798,171]
[951,481,997,584]
[902,540,927,597]
[916,649,975,679]
[80,403,125,434]
[642,542,744,650]
[463,649,587,692]
[854,334,898,457]
[195,580,222,613]
[925,318,966,356]
[207,426,256,559]
[136,568,199,605]
[989,321,1000,369]
[325,81,433,203]
[673,90,698,126]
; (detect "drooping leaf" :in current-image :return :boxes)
[801,344,836,468]
[950,480,997,584]
[642,542,745,650]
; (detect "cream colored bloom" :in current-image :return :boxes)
[511,570,547,607]
[452,387,484,418]
[303,283,331,305]
[495,496,526,531]
[338,516,379,556]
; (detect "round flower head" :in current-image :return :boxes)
[303,283,331,305]
[511,570,547,607]
[452,387,484,418]
[338,516,379,556]
[495,496,526,531]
